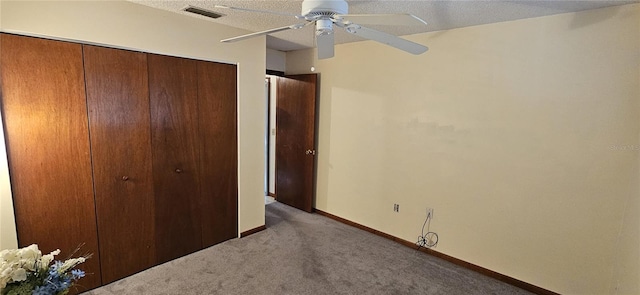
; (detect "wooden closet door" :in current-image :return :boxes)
[197,61,238,247]
[0,34,101,290]
[148,54,202,264]
[83,45,155,283]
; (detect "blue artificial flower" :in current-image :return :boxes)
[33,284,56,295]
[30,260,85,294]
[71,269,85,279]
[49,261,63,275]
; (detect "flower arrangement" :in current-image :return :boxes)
[0,244,88,295]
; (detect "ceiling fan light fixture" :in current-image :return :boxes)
[316,18,334,35]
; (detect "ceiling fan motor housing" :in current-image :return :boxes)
[301,0,348,16]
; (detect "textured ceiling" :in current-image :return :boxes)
[130,0,638,52]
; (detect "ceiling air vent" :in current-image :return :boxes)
[183,6,225,19]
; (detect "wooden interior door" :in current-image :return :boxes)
[275,74,318,212]
[0,34,102,290]
[148,54,202,264]
[83,45,155,283]
[197,61,238,247]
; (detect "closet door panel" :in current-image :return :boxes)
[148,54,202,264]
[197,61,238,247]
[83,45,155,283]
[0,34,101,290]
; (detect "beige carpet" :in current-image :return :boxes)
[82,202,533,295]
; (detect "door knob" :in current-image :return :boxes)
[305,149,316,155]
[122,176,129,181]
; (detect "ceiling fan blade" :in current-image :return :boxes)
[334,14,427,26]
[343,24,428,55]
[316,32,335,59]
[221,23,307,43]
[214,5,304,19]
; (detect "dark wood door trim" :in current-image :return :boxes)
[240,225,267,238]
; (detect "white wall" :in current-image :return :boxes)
[0,114,18,251]
[266,48,286,73]
[287,4,639,295]
[610,134,640,295]
[0,0,266,249]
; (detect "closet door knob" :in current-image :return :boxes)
[122,176,129,181]
[175,169,182,173]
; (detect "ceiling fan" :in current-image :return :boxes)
[216,0,429,59]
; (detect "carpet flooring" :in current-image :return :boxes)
[82,202,533,295]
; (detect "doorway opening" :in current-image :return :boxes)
[263,73,318,212]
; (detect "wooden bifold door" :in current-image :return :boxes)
[83,45,156,284]
[0,33,238,290]
[0,33,103,292]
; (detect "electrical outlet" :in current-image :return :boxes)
[394,204,400,212]
[426,207,434,219]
